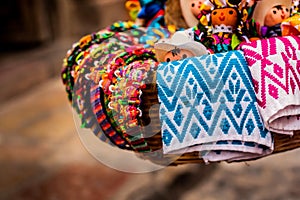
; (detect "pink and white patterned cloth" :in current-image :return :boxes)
[241,36,300,135]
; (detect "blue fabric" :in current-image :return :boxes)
[157,50,273,157]
[138,1,164,18]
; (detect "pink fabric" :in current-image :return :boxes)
[241,36,300,134]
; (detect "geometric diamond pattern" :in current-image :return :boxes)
[220,118,231,134]
[174,105,183,126]
[233,103,243,118]
[162,129,173,147]
[191,123,201,139]
[241,36,300,134]
[245,118,255,135]
[157,50,273,154]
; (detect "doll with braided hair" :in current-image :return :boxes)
[191,0,252,53]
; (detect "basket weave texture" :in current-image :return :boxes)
[140,73,300,165]
[61,22,300,166]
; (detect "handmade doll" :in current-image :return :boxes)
[192,0,250,53]
[180,0,207,27]
[252,0,292,38]
[209,7,240,52]
[262,5,291,37]
[190,0,206,18]
[154,31,208,62]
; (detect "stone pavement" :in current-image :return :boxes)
[0,78,126,200]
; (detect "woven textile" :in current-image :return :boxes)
[157,50,273,161]
[241,36,300,135]
[61,23,171,151]
[90,83,130,148]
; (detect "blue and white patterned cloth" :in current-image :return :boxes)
[157,50,274,162]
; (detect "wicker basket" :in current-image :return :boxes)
[139,70,300,165]
[61,22,300,166]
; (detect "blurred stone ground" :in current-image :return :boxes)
[0,72,217,200]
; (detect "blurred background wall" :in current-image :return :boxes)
[0,0,129,103]
[0,0,129,50]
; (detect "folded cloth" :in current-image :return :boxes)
[157,50,273,161]
[241,36,300,135]
[201,149,267,163]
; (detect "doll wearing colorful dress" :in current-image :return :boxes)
[261,5,291,37]
[251,0,293,38]
[181,0,254,53]
[155,0,251,56]
[210,7,241,53]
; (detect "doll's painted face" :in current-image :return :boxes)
[164,47,194,62]
[211,7,238,28]
[264,5,291,27]
[190,0,205,17]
